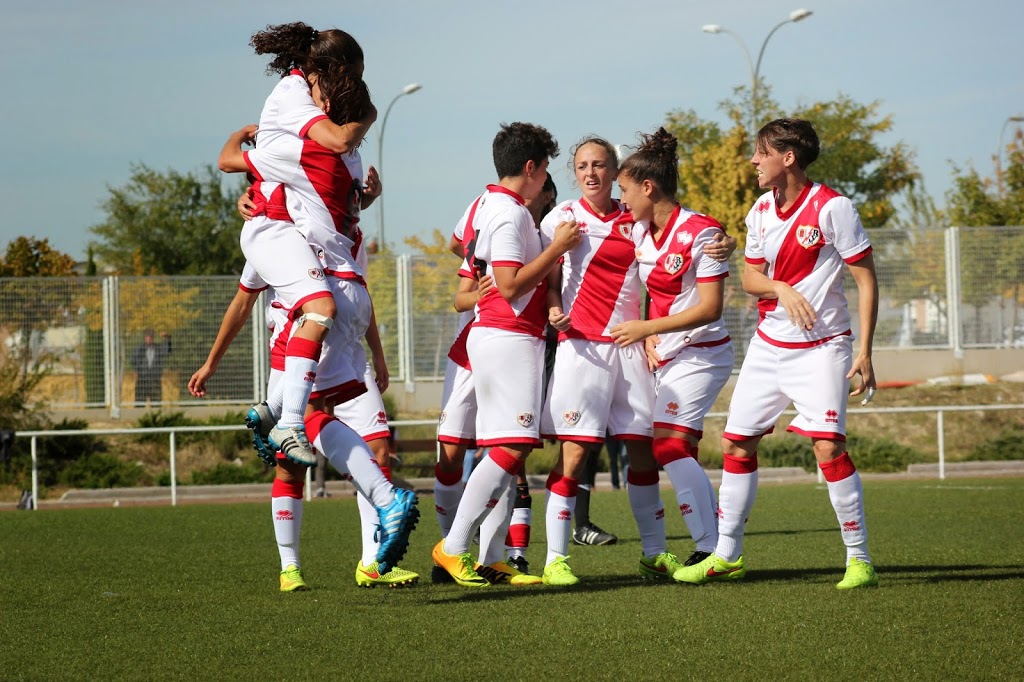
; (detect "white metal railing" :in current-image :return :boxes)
[13,404,1024,510]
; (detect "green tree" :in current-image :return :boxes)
[90,164,248,275]
[0,237,76,277]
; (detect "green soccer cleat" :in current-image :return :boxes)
[431,540,489,588]
[639,552,685,580]
[542,556,580,587]
[279,565,309,592]
[673,553,747,584]
[355,561,419,588]
[836,557,879,590]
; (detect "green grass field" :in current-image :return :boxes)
[2,479,1022,680]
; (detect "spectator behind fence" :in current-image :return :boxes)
[131,329,171,404]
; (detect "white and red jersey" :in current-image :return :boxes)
[463,185,549,338]
[540,198,643,342]
[446,261,476,371]
[745,182,871,348]
[247,70,327,223]
[636,206,730,362]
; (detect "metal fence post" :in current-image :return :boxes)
[108,275,122,418]
[169,431,177,506]
[252,290,268,402]
[945,227,963,358]
[31,436,38,511]
[396,254,416,392]
[937,410,946,480]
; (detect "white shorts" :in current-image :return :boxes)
[653,342,734,438]
[724,334,852,442]
[466,326,544,448]
[541,338,654,442]
[438,359,476,446]
[240,217,331,312]
[331,363,390,441]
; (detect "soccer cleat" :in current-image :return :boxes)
[431,540,489,588]
[836,557,879,590]
[279,565,309,592]
[374,488,420,574]
[355,560,419,588]
[268,424,317,467]
[639,552,686,580]
[430,564,455,584]
[476,560,543,586]
[684,550,713,566]
[542,556,580,586]
[673,553,747,584]
[245,402,277,466]
[572,523,618,546]
[506,555,530,575]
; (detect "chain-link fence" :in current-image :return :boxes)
[2,226,1021,411]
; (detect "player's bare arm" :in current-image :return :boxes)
[702,232,737,262]
[305,102,376,154]
[610,279,724,347]
[237,187,256,220]
[365,301,389,394]
[189,288,260,396]
[546,268,571,331]
[217,125,258,173]
[492,220,580,301]
[846,253,879,398]
[360,166,381,210]
[742,260,817,331]
[453,273,492,312]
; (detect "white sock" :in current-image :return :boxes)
[357,492,379,566]
[821,453,870,563]
[626,469,666,558]
[479,477,515,566]
[506,500,532,560]
[663,457,719,553]
[434,465,465,539]
[716,453,759,562]
[308,412,394,508]
[272,491,303,571]
[544,472,578,565]
[444,449,520,556]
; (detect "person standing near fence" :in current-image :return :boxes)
[675,117,880,590]
[130,330,171,404]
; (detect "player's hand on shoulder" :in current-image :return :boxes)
[703,232,737,262]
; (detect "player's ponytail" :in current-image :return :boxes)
[251,23,363,78]
[619,127,679,196]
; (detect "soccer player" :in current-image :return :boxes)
[431,122,581,587]
[675,118,880,590]
[222,23,375,467]
[611,127,734,574]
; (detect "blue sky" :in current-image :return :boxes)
[1,0,1022,262]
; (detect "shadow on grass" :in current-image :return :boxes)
[425,573,666,604]
[744,563,1024,584]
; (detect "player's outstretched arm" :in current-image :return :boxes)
[217,125,258,173]
[188,288,260,397]
[847,253,878,398]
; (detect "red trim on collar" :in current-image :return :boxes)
[578,197,622,222]
[774,182,813,220]
[651,205,682,250]
[486,184,525,205]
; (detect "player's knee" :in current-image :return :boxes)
[812,438,845,463]
[722,436,758,458]
[438,444,465,471]
[275,460,306,483]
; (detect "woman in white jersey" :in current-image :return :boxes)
[610,127,734,580]
[225,23,376,467]
[674,117,880,590]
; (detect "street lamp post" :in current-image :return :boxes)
[997,115,1024,194]
[702,8,813,144]
[375,83,422,249]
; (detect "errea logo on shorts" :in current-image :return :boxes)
[517,412,534,427]
[562,410,581,426]
[663,254,684,275]
[375,411,387,425]
[825,409,839,424]
[308,268,325,280]
[665,402,679,416]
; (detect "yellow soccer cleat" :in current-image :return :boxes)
[476,560,543,586]
[279,565,309,592]
[355,561,420,588]
[836,557,879,590]
[673,553,747,584]
[639,552,685,580]
[431,540,489,588]
[542,556,580,587]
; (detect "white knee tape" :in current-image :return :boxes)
[297,312,334,330]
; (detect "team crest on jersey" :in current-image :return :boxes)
[663,254,684,275]
[676,231,694,246]
[795,225,823,249]
[517,412,535,428]
[618,221,633,239]
[562,410,581,426]
[308,268,325,280]
[438,411,447,425]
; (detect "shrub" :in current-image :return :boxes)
[736,431,928,473]
[58,453,151,488]
[965,425,1024,461]
[134,410,197,443]
[198,411,252,459]
[190,460,274,485]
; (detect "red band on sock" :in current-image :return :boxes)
[489,447,524,476]
[434,462,463,487]
[272,477,304,499]
[653,437,696,467]
[546,471,579,497]
[819,451,856,482]
[505,524,530,548]
[723,452,758,474]
[626,467,660,487]
[304,410,334,443]
[286,336,323,361]
[379,465,392,483]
